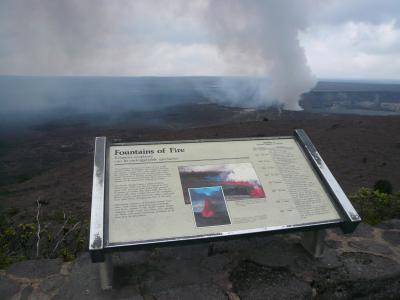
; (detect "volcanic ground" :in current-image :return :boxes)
[0,104,399,235]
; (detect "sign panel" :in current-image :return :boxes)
[105,137,342,246]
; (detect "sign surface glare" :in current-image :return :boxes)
[106,138,341,246]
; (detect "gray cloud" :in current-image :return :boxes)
[314,0,400,26]
[0,0,116,74]
[0,0,204,75]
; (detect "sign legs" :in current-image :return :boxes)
[301,230,325,258]
[99,253,113,290]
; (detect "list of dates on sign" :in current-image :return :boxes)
[252,143,332,219]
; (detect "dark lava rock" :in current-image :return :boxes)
[154,243,209,262]
[0,275,20,300]
[153,284,227,300]
[329,222,374,239]
[53,253,133,300]
[327,227,343,236]
[382,230,400,246]
[352,280,400,300]
[325,239,343,249]
[6,258,63,279]
[351,223,374,238]
[209,236,272,254]
[342,252,400,281]
[377,219,400,230]
[230,260,312,300]
[315,252,400,299]
[142,254,214,294]
[246,238,311,269]
[316,249,342,270]
[113,250,151,266]
[40,274,66,293]
[20,285,33,300]
[348,240,393,255]
[201,253,231,273]
[54,253,101,300]
[330,123,343,130]
[340,252,400,298]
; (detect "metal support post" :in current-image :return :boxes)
[301,230,325,258]
[99,253,113,290]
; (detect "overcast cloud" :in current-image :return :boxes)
[0,0,399,80]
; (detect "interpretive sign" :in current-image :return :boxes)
[90,130,360,264]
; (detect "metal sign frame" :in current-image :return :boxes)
[89,129,361,262]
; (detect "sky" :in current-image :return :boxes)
[0,0,399,80]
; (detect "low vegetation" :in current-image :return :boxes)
[350,183,400,225]
[373,179,393,194]
[0,204,88,269]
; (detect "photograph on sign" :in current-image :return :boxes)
[189,186,231,227]
[179,163,266,204]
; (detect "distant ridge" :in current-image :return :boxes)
[314,80,400,92]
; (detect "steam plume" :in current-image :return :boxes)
[0,0,317,110]
[203,0,316,110]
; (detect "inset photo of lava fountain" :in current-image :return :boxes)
[179,163,266,205]
[188,186,231,228]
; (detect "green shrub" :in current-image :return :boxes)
[0,208,89,269]
[373,179,393,194]
[350,188,400,225]
[0,220,34,268]
[60,248,75,262]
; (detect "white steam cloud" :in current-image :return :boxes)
[0,0,317,110]
[202,0,317,110]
